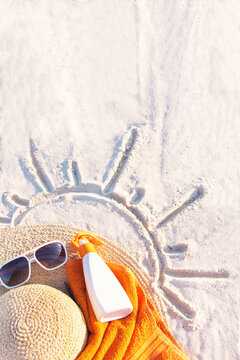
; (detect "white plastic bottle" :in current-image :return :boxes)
[71,232,133,322]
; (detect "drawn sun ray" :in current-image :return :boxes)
[0,127,229,324]
[161,284,196,320]
[70,160,82,186]
[0,216,11,224]
[164,243,189,253]
[10,194,30,207]
[103,126,138,194]
[165,268,229,279]
[156,185,205,229]
[29,139,54,193]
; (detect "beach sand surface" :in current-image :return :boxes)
[0,1,239,359]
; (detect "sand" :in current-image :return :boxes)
[0,1,239,359]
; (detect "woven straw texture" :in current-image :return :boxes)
[0,284,88,360]
[0,224,166,321]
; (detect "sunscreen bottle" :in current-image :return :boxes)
[71,232,133,322]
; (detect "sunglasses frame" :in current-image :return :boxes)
[0,240,68,289]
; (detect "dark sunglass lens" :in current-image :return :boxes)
[35,242,66,269]
[0,257,29,287]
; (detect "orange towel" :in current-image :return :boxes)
[66,259,190,360]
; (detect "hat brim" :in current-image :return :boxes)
[0,224,166,322]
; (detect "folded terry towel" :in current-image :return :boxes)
[67,259,190,360]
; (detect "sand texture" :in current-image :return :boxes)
[0,1,239,359]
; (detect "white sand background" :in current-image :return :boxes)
[0,1,240,359]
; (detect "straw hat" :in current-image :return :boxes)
[0,224,165,319]
[0,284,88,360]
[0,224,166,359]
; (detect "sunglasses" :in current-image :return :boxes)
[0,241,67,289]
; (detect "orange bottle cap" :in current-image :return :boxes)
[71,232,103,257]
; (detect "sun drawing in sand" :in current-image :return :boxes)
[0,127,229,325]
